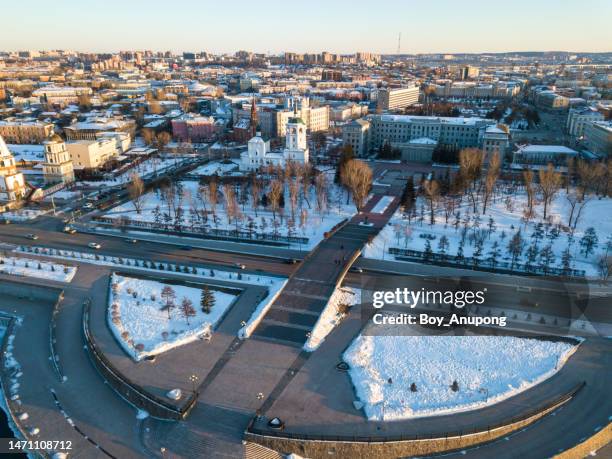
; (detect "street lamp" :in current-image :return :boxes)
[189,374,199,395]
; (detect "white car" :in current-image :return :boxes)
[235,263,246,270]
[88,242,101,249]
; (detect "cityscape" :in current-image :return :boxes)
[0,2,610,458]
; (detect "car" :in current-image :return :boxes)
[350,266,364,273]
[63,226,77,234]
[284,258,298,264]
[235,263,246,270]
[1,219,10,225]
[88,242,101,249]
[125,239,138,244]
[180,245,192,251]
[82,202,94,209]
[25,234,39,240]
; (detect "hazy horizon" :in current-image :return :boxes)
[1,0,611,55]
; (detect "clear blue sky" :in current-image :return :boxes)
[2,0,610,54]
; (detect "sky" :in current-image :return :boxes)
[2,0,611,54]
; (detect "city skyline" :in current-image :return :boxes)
[2,0,611,54]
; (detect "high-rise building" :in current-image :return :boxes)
[584,120,612,157]
[376,86,420,112]
[342,119,371,157]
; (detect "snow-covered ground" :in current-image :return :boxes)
[80,156,187,188]
[191,160,239,176]
[1,209,49,221]
[364,190,612,277]
[103,174,356,249]
[0,256,76,282]
[370,196,395,214]
[108,273,237,361]
[344,334,579,421]
[304,287,360,352]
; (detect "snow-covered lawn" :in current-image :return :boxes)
[108,273,237,361]
[364,189,612,277]
[344,334,578,421]
[0,256,76,282]
[304,287,360,352]
[103,174,356,249]
[191,160,239,176]
[80,156,187,188]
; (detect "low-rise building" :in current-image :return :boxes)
[0,120,54,144]
[171,114,215,142]
[584,120,612,157]
[567,107,604,139]
[342,119,370,157]
[512,145,579,168]
[66,138,118,170]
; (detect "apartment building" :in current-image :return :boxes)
[376,86,420,112]
[0,120,54,144]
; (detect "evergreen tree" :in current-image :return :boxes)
[487,241,501,267]
[561,248,572,275]
[200,286,216,314]
[539,244,555,274]
[507,230,524,270]
[438,235,449,255]
[525,243,539,272]
[580,227,598,257]
[423,239,433,261]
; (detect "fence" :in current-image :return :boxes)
[49,290,65,382]
[82,298,198,420]
[388,247,586,278]
[246,381,585,443]
[92,216,309,247]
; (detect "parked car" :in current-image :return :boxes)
[82,202,94,210]
[25,234,39,240]
[88,242,101,249]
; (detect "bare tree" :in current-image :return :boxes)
[523,169,536,215]
[422,179,440,225]
[160,286,176,319]
[128,172,146,214]
[208,180,218,218]
[340,159,373,212]
[268,179,283,220]
[250,174,261,217]
[538,164,562,220]
[482,151,500,214]
[289,179,299,220]
[459,148,483,213]
[315,173,328,216]
[180,297,196,325]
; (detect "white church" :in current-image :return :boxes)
[240,115,309,171]
[0,135,27,202]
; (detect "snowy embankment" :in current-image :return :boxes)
[1,209,48,221]
[363,190,612,277]
[109,273,237,361]
[80,156,187,188]
[0,256,76,283]
[343,334,579,421]
[303,287,361,352]
[14,245,287,340]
